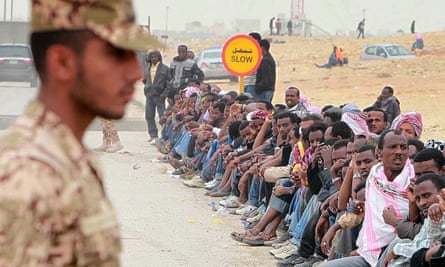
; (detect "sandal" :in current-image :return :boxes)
[242,232,277,246]
[204,187,218,196]
[240,209,259,221]
[245,219,260,230]
[230,229,257,242]
[224,197,242,208]
[272,232,291,246]
[209,190,230,197]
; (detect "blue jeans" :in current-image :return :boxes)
[168,123,185,151]
[216,156,224,175]
[247,176,263,207]
[285,187,303,225]
[289,195,315,244]
[199,140,219,180]
[172,132,191,157]
[256,90,274,102]
[244,84,256,95]
[318,54,339,68]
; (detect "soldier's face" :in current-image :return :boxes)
[73,37,142,119]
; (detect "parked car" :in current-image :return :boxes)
[195,46,238,82]
[360,44,415,61]
[0,43,38,87]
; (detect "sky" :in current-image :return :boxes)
[2,0,445,35]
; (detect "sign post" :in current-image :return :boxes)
[222,34,262,93]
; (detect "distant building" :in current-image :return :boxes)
[210,22,227,36]
[0,22,29,43]
[234,19,261,33]
[185,21,206,33]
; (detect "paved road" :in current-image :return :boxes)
[0,82,148,131]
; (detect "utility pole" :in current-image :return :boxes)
[291,0,304,19]
[160,6,170,51]
[165,6,169,35]
[3,0,6,21]
[147,15,150,33]
[10,0,13,21]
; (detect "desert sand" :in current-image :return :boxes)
[165,31,445,140]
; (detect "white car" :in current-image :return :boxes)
[0,43,38,87]
[360,44,415,61]
[195,46,238,82]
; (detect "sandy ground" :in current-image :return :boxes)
[83,102,277,267]
[167,31,445,140]
[85,134,278,267]
[83,32,445,266]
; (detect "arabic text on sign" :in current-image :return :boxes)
[232,49,253,54]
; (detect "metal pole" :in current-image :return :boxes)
[3,0,6,21]
[165,6,169,35]
[10,0,12,21]
[147,15,150,33]
[239,76,244,93]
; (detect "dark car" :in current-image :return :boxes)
[0,43,38,87]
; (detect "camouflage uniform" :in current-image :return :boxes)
[0,101,121,266]
[2,0,160,263]
[31,0,160,50]
[100,118,121,145]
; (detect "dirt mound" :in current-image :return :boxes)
[165,32,445,140]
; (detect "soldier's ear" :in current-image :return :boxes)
[46,45,78,83]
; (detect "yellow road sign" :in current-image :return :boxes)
[222,34,262,76]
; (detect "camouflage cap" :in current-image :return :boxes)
[31,0,160,51]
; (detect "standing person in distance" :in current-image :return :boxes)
[357,19,365,39]
[95,118,124,152]
[166,44,204,106]
[269,16,275,35]
[255,39,276,102]
[287,19,293,35]
[275,18,282,35]
[410,20,416,34]
[143,50,171,143]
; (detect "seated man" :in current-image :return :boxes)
[363,108,389,136]
[315,46,343,69]
[378,173,445,267]
[318,130,414,267]
[382,148,445,240]
[410,188,445,267]
[411,33,424,51]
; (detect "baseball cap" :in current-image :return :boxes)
[31,0,160,51]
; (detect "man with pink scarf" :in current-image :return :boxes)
[319,130,414,267]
